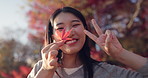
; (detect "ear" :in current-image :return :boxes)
[52,35,56,42]
[52,35,55,40]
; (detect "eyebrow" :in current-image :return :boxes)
[56,23,63,26]
[71,19,80,23]
[56,19,80,26]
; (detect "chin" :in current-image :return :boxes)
[61,46,82,54]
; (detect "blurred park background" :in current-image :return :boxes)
[0,0,148,78]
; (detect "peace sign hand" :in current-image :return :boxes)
[84,19,124,58]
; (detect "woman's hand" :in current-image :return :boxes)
[41,41,65,71]
[34,41,65,78]
[84,19,147,70]
[84,19,124,58]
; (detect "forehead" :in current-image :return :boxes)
[53,12,80,25]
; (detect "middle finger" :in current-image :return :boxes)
[48,50,58,60]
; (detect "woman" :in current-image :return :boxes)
[28,7,148,78]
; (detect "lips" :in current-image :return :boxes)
[65,39,78,45]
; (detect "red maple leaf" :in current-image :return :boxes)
[55,28,73,40]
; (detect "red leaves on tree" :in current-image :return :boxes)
[0,71,13,78]
[0,65,31,78]
[11,70,23,78]
[19,65,32,76]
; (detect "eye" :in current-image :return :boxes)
[56,27,64,31]
[72,24,80,27]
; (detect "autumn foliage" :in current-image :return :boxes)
[27,0,148,63]
[1,1,147,77]
[0,65,31,78]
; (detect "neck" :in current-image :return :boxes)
[62,53,82,68]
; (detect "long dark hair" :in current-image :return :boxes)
[45,7,99,78]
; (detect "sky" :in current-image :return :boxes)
[0,0,30,44]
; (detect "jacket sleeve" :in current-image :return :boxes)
[27,60,43,78]
[136,58,148,78]
[95,59,148,78]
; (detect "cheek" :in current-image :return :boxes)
[76,26,85,38]
[53,34,61,42]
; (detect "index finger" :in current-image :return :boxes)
[49,40,65,51]
[41,40,65,53]
[41,43,55,53]
[91,19,103,36]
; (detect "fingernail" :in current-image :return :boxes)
[92,19,95,24]
[106,30,110,35]
[83,30,87,33]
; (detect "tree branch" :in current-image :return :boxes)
[127,0,143,29]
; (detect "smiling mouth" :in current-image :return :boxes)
[65,39,78,45]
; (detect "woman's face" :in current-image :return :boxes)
[53,12,86,54]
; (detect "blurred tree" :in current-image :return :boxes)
[0,65,32,78]
[27,0,148,66]
[0,38,41,78]
[0,39,17,72]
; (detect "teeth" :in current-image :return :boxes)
[66,40,77,44]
